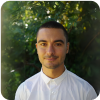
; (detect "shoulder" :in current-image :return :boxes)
[67,70,97,99]
[25,71,41,83]
[67,70,91,88]
[24,72,41,89]
[15,72,41,100]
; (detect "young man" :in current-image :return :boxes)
[15,21,97,100]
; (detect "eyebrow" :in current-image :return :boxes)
[54,40,64,44]
[38,40,64,44]
[38,40,47,43]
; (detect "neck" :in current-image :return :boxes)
[42,64,65,79]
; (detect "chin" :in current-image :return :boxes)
[43,64,60,69]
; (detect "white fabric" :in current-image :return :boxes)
[15,68,97,100]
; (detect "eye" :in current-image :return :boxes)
[40,43,47,46]
[55,43,62,46]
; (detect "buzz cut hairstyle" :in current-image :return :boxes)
[36,21,68,43]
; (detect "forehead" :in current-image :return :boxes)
[37,28,65,41]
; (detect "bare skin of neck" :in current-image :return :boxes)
[42,64,65,79]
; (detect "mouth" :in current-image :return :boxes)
[45,58,57,61]
[44,56,58,61]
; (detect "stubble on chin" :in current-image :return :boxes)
[42,61,64,69]
[43,64,59,69]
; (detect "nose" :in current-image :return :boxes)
[46,45,55,56]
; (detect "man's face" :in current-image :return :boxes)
[36,28,69,69]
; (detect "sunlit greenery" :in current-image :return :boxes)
[1,1,100,100]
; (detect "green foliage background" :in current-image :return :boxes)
[1,1,100,100]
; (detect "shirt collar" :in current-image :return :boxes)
[41,66,67,85]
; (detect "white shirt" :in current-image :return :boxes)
[15,68,97,100]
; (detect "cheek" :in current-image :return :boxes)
[37,47,45,55]
[57,47,66,53]
[60,49,67,58]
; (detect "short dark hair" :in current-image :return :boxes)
[37,21,68,42]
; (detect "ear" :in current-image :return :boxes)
[35,43,37,48]
[66,42,69,54]
[35,43,38,54]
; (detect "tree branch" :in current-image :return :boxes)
[82,32,100,55]
[25,62,41,72]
